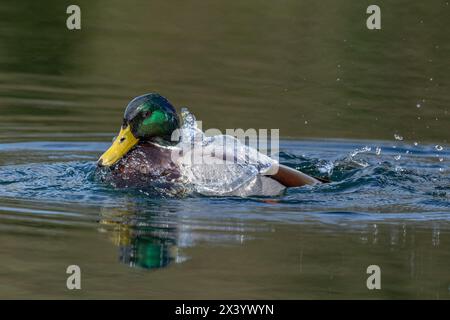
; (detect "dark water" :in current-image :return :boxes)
[0,0,449,298]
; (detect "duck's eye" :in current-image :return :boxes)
[143,111,152,118]
[120,137,126,143]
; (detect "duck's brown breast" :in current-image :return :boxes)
[110,142,181,186]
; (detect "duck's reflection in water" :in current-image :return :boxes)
[119,237,177,269]
[98,198,255,270]
[99,200,184,270]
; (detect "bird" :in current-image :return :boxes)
[97,93,322,195]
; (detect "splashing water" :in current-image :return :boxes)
[349,146,371,157]
[0,138,448,216]
[375,147,382,155]
[173,108,276,195]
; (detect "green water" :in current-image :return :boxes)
[0,0,449,299]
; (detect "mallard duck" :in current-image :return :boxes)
[97,93,322,193]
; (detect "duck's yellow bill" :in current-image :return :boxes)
[98,125,139,167]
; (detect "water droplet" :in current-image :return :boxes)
[439,157,443,162]
[414,142,418,146]
[394,155,402,161]
[336,78,340,81]
[350,146,371,157]
[394,134,404,141]
[416,103,421,108]
[304,120,308,125]
[375,147,381,155]
[435,145,443,151]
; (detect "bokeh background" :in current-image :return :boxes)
[0,0,448,143]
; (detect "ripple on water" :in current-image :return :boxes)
[0,139,447,221]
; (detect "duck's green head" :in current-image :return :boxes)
[98,93,179,167]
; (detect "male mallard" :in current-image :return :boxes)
[97,93,321,192]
